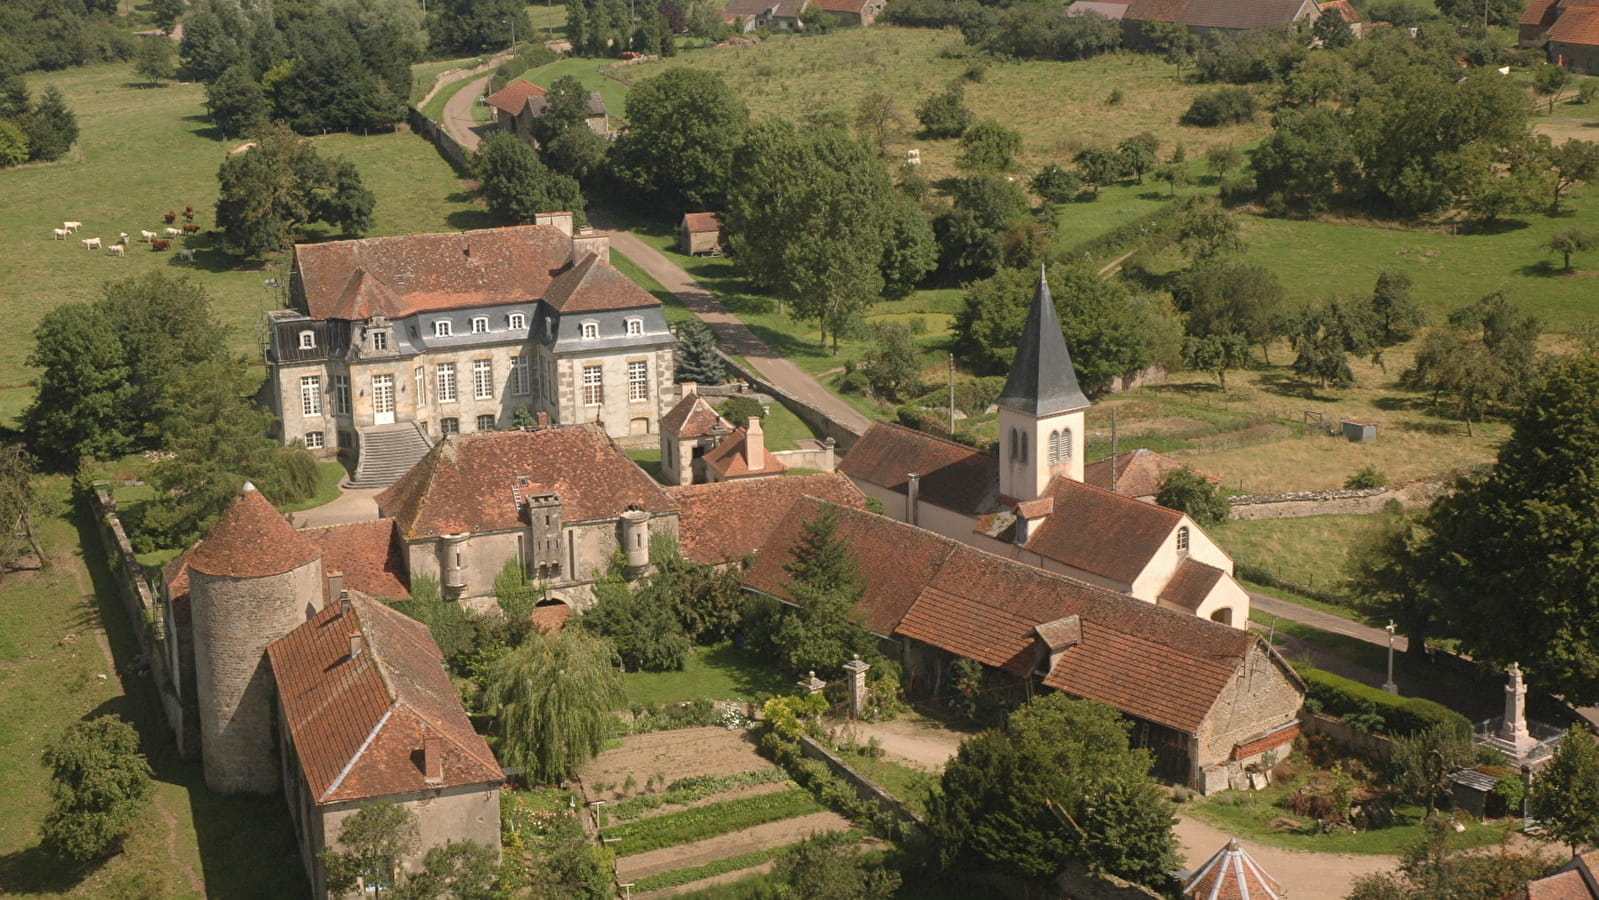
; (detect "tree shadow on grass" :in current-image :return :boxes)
[1456,217,1530,236]
[0,845,104,896]
[701,643,791,698]
[446,208,502,231]
[1517,259,1567,278]
[1256,371,1337,403]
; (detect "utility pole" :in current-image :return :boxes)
[1110,407,1119,492]
[948,354,955,435]
[1383,620,1398,694]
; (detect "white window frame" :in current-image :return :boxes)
[511,355,531,396]
[582,365,603,406]
[298,330,316,350]
[434,320,453,338]
[476,414,497,432]
[440,417,459,436]
[473,359,494,400]
[300,375,322,417]
[304,431,325,449]
[580,321,599,340]
[508,313,526,330]
[333,375,351,416]
[628,360,649,402]
[1176,526,1190,552]
[437,363,457,402]
[625,317,644,337]
[471,316,489,334]
[371,330,389,351]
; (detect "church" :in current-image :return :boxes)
[842,271,1252,627]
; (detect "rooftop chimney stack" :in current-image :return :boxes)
[423,735,443,785]
[327,570,344,603]
[746,417,765,471]
[906,473,921,527]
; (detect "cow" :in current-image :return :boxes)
[164,227,181,237]
[52,228,68,240]
[163,210,177,224]
[141,230,158,243]
[181,224,200,234]
[63,221,82,232]
[82,237,102,250]
[107,244,125,257]
[183,205,195,221]
[178,248,196,262]
[117,232,129,245]
[151,239,171,251]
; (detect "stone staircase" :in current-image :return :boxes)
[351,423,433,489]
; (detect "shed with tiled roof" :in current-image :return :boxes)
[658,388,732,485]
[680,212,726,255]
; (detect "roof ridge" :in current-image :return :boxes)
[875,420,991,456]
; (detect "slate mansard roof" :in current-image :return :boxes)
[267,594,503,804]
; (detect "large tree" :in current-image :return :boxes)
[215,124,374,258]
[39,716,154,863]
[1172,261,1286,355]
[206,64,267,139]
[474,132,585,226]
[1532,726,1599,856]
[771,504,876,676]
[484,629,627,784]
[927,694,1177,887]
[611,68,747,210]
[322,802,419,898]
[23,84,77,162]
[1400,292,1539,433]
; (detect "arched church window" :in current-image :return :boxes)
[1176,526,1190,552]
[1061,428,1072,461]
[1049,430,1061,464]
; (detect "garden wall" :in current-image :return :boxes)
[409,107,474,176]
[720,353,865,450]
[797,736,925,830]
[1227,472,1457,520]
[1301,712,1396,764]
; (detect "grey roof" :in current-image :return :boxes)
[997,269,1091,416]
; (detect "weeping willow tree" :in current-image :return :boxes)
[484,629,626,784]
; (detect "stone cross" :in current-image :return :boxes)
[842,654,871,719]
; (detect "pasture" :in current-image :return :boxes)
[0,62,487,429]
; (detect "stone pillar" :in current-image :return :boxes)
[1498,663,1537,758]
[822,437,836,473]
[842,654,871,719]
[798,670,827,695]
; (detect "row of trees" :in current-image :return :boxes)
[0,0,150,75]
[0,77,80,167]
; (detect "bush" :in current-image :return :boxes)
[40,716,155,862]
[1345,465,1389,489]
[718,396,765,429]
[1219,173,1257,206]
[1181,87,1257,127]
[1298,666,1472,737]
[1154,468,1229,526]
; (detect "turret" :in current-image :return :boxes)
[620,508,651,578]
[997,267,1091,501]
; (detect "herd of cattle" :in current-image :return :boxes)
[50,205,200,261]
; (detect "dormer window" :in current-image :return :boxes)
[371,330,388,351]
[1176,526,1190,552]
[626,317,644,336]
[298,330,315,350]
[434,320,452,337]
[581,321,599,340]
[471,316,489,334]
[509,313,526,330]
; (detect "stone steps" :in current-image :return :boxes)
[351,424,432,488]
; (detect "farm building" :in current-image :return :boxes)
[679,212,725,255]
[1082,448,1222,502]
[670,472,866,566]
[485,80,612,145]
[1121,0,1319,42]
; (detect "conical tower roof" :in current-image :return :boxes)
[189,482,321,578]
[1183,838,1284,900]
[997,266,1090,417]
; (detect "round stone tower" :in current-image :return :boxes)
[620,508,651,579]
[188,482,324,794]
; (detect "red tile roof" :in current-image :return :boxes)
[485,79,548,115]
[669,474,866,565]
[1183,840,1284,900]
[747,499,1280,733]
[267,594,503,804]
[681,212,724,233]
[1522,0,1560,28]
[659,393,728,440]
[1319,0,1361,22]
[1160,559,1225,612]
[1020,477,1183,586]
[541,252,660,313]
[377,427,676,539]
[703,427,787,479]
[1512,852,1599,900]
[839,423,1000,517]
[1082,448,1221,499]
[301,520,410,599]
[1550,6,1599,44]
[295,226,576,320]
[1177,0,1315,28]
[188,483,321,578]
[1124,0,1189,23]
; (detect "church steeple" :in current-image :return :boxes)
[998,266,1090,417]
[997,267,1091,501]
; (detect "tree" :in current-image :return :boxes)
[854,91,901,157]
[1313,6,1353,47]
[1181,87,1256,126]
[1173,262,1285,354]
[1205,144,1243,179]
[1400,292,1539,432]
[1154,161,1190,195]
[1535,63,1573,114]
[1,74,31,120]
[474,132,585,226]
[771,504,875,675]
[928,694,1177,887]
[581,574,692,671]
[485,629,626,783]
[0,446,45,568]
[1032,164,1082,203]
[150,0,184,34]
[859,321,921,402]
[1546,228,1598,271]
[206,65,267,139]
[1289,299,1378,389]
[1347,814,1557,900]
[0,120,26,167]
[432,0,525,53]
[1173,196,1243,262]
[1345,515,1438,659]
[1073,146,1124,195]
[1369,269,1425,344]
[1541,137,1599,213]
[673,320,725,385]
[544,125,609,183]
[612,68,747,210]
[878,196,937,299]
[1154,468,1228,525]
[39,716,154,863]
[957,120,1022,172]
[1533,726,1599,855]
[1250,105,1354,212]
[133,36,177,85]
[530,75,592,151]
[934,207,1003,280]
[215,124,374,258]
[322,802,419,898]
[767,832,900,899]
[1389,723,1477,811]
[1117,132,1158,184]
[1182,333,1251,390]
[398,841,501,900]
[915,82,972,138]
[23,85,77,162]
[178,11,243,81]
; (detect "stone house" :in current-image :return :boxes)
[488,80,612,145]
[746,497,1304,793]
[679,212,724,255]
[375,426,679,605]
[1082,448,1223,502]
[657,387,731,485]
[810,0,887,25]
[1546,2,1599,72]
[722,0,809,30]
[840,274,1251,627]
[266,218,677,487]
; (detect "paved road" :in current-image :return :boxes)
[603,228,874,436]
[1249,591,1408,655]
[441,72,494,152]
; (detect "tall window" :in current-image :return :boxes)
[508,313,526,330]
[476,414,496,432]
[1061,429,1072,461]
[471,316,488,334]
[626,318,643,336]
[333,375,351,415]
[437,363,457,402]
[1048,430,1060,464]
[434,320,452,337]
[1176,526,1190,552]
[300,375,322,417]
[473,359,494,399]
[414,367,425,406]
[581,321,599,340]
[298,330,315,350]
[628,360,649,401]
[582,365,603,406]
[304,431,324,449]
[511,355,531,396]
[371,330,388,351]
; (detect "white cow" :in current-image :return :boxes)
[52,228,69,240]
[141,229,158,243]
[63,221,82,232]
[107,244,125,257]
[82,237,102,250]
[118,232,129,244]
[163,227,181,237]
[178,248,196,262]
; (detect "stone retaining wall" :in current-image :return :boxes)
[1227,472,1458,520]
[720,353,865,450]
[1301,711,1396,764]
[797,736,925,830]
[409,107,474,176]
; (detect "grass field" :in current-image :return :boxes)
[622,642,791,706]
[1185,784,1514,855]
[1211,513,1400,595]
[0,62,489,429]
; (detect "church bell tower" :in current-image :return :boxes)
[996,268,1091,502]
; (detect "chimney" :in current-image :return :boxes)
[571,226,610,264]
[326,570,344,602]
[534,210,575,236]
[422,735,443,785]
[746,417,765,471]
[681,381,697,398]
[905,472,920,526]
[537,410,550,428]
[348,632,363,661]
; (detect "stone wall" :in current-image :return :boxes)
[720,354,865,450]
[409,107,474,176]
[1301,711,1396,764]
[87,484,186,749]
[797,735,926,831]
[1227,472,1457,520]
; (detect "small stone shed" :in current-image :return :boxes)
[679,212,725,255]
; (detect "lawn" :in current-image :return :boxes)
[0,62,488,427]
[834,747,938,816]
[411,53,492,105]
[1211,513,1400,598]
[0,477,304,897]
[278,460,349,514]
[1184,784,1515,855]
[623,642,792,706]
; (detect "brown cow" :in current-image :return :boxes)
[151,238,171,251]
[183,205,195,221]
[163,210,177,224]
[181,224,200,234]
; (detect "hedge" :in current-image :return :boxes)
[1297,665,1471,737]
